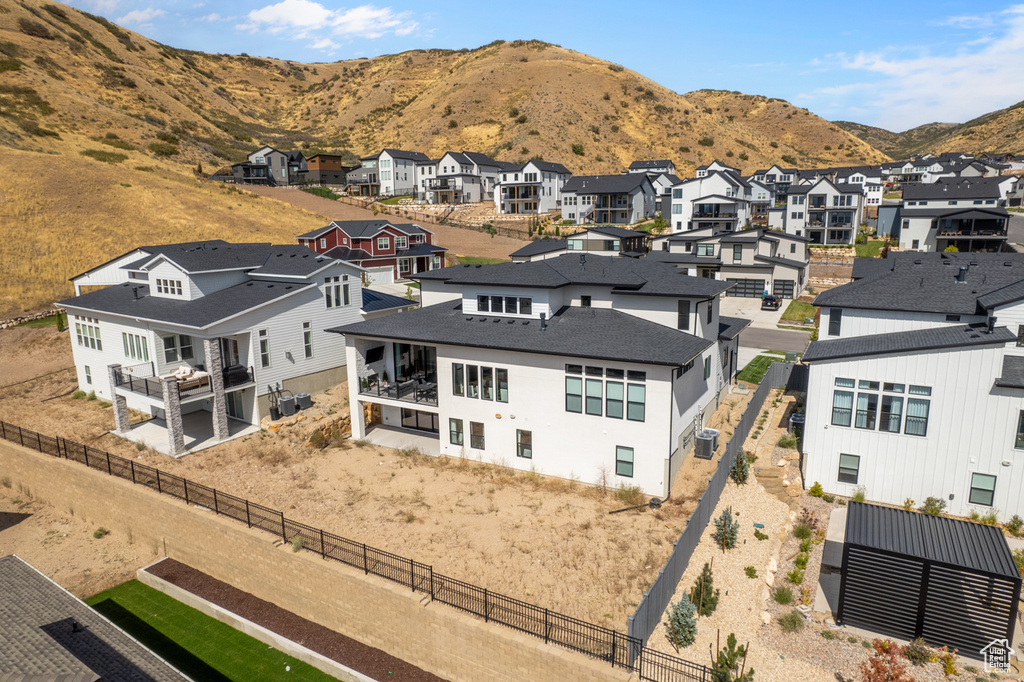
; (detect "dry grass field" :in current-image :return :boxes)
[0,323,753,628]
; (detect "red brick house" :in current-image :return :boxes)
[297,220,447,281]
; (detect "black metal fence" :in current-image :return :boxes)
[0,419,714,681]
[627,362,797,658]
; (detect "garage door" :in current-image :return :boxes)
[725,278,764,298]
[773,280,796,298]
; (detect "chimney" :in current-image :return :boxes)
[540,312,547,331]
[955,265,968,283]
[988,316,997,334]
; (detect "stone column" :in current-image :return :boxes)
[161,376,185,456]
[107,364,130,434]
[204,338,229,441]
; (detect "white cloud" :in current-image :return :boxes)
[238,1,419,46]
[116,7,166,27]
[197,13,233,22]
[934,14,994,29]
[796,4,1024,130]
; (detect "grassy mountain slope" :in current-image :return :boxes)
[833,120,960,159]
[912,99,1024,156]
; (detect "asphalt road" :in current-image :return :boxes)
[739,327,812,352]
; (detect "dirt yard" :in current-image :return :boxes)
[241,186,527,261]
[0,324,763,629]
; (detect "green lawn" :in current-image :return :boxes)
[737,355,775,384]
[854,240,885,258]
[455,256,507,265]
[883,192,901,199]
[780,299,816,323]
[379,194,411,205]
[301,186,341,200]
[17,313,64,328]
[85,581,339,682]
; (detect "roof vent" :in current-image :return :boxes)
[955,265,968,283]
[540,312,547,331]
[1006,262,1013,267]
[132,287,139,301]
[914,259,922,265]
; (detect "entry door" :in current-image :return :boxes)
[221,338,240,367]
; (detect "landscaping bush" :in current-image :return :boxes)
[902,637,930,667]
[777,609,804,633]
[710,633,753,682]
[799,539,811,553]
[861,639,912,682]
[148,141,179,157]
[772,586,793,604]
[72,390,86,399]
[665,594,697,649]
[729,452,749,485]
[744,566,757,579]
[1006,514,1024,537]
[792,523,812,540]
[794,552,809,570]
[822,494,834,503]
[808,482,823,497]
[308,430,327,449]
[852,487,866,503]
[691,562,719,616]
[820,629,836,640]
[786,568,804,585]
[615,483,645,506]
[777,431,798,449]
[754,529,768,541]
[712,508,739,549]
[1013,548,1024,577]
[919,496,946,516]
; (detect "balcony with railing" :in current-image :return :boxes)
[359,378,438,406]
[114,363,254,401]
[427,177,461,191]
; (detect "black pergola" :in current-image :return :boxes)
[837,502,1021,659]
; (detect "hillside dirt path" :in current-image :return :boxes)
[241,186,528,261]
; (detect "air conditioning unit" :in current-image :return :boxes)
[296,393,312,410]
[278,395,297,417]
[694,428,720,460]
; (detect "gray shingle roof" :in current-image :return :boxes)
[903,177,1005,200]
[58,280,314,330]
[718,316,751,340]
[995,355,1024,389]
[583,226,649,239]
[323,245,373,261]
[361,288,415,313]
[249,245,336,276]
[899,207,1007,220]
[803,323,1015,362]
[509,240,568,258]
[562,174,651,194]
[500,160,572,175]
[0,555,189,681]
[629,160,674,170]
[814,252,1024,314]
[414,253,732,297]
[301,220,428,240]
[330,301,712,367]
[844,502,1020,580]
[754,254,807,270]
[645,251,723,265]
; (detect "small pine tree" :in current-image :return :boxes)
[711,632,754,681]
[692,562,719,617]
[729,452,749,485]
[665,594,697,650]
[713,508,740,549]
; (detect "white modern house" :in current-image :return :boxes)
[785,178,864,244]
[333,255,750,497]
[509,226,649,261]
[751,164,799,199]
[695,161,740,178]
[353,149,430,196]
[415,151,504,204]
[898,177,1009,252]
[629,160,677,177]
[802,252,1024,519]
[668,171,753,232]
[494,160,572,214]
[60,241,406,456]
[560,174,657,225]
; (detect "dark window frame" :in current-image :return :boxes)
[969,473,996,506]
[449,418,463,446]
[470,421,485,450]
[615,446,634,478]
[516,429,532,459]
[838,453,860,484]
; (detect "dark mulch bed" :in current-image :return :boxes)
[146,558,447,682]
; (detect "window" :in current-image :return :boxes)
[343,282,350,305]
[697,244,714,257]
[1017,324,1024,347]
[75,318,102,350]
[707,302,713,324]
[452,363,465,396]
[883,382,904,393]
[156,279,183,295]
[478,295,489,313]
[377,236,390,250]
[496,368,508,402]
[519,298,532,315]
[490,296,504,314]
[585,379,603,415]
[163,334,194,363]
[121,332,148,361]
[879,395,903,433]
[581,295,592,308]
[319,237,327,249]
[399,258,410,274]
[703,356,711,380]
[615,446,634,477]
[912,239,919,249]
[516,430,532,459]
[303,322,313,358]
[84,366,92,385]
[504,297,518,315]
[828,308,842,336]
[450,419,463,446]
[603,380,624,419]
[325,276,346,308]
[467,365,479,398]
[838,454,860,484]
[565,364,582,374]
[790,244,796,254]
[855,392,878,429]
[566,376,583,412]
[969,473,996,506]
[470,422,485,449]
[1017,411,1024,449]
[905,397,930,436]
[832,390,853,427]
[733,245,742,261]
[627,384,645,422]
[677,300,690,330]
[258,330,270,368]
[396,235,407,249]
[481,367,494,400]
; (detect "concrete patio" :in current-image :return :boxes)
[113,411,259,457]
[359,425,440,455]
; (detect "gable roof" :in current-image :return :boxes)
[299,220,429,240]
[903,177,1005,201]
[581,226,649,239]
[330,301,713,367]
[135,242,275,274]
[562,174,653,194]
[510,240,568,258]
[361,287,416,313]
[249,245,339,277]
[786,177,861,196]
[718,315,751,341]
[629,160,674,170]
[803,323,1015,362]
[995,355,1024,389]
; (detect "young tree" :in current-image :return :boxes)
[730,452,750,485]
[665,594,697,650]
[713,508,740,549]
[692,562,719,617]
[710,632,754,682]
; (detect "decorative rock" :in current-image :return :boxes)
[782,480,790,487]
[761,587,770,601]
[761,611,771,625]
[787,487,802,497]
[767,557,777,573]
[777,460,786,467]
[764,572,775,587]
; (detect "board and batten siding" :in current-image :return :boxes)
[803,343,1024,518]
[65,311,158,404]
[820,306,986,340]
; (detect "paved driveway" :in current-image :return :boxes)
[719,296,788,329]
[741,327,811,353]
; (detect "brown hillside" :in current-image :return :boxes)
[833,120,960,159]
[908,100,1024,156]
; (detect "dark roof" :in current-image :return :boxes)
[361,288,415,313]
[414,253,732,297]
[903,177,1005,201]
[139,242,277,273]
[900,207,1008,220]
[295,225,337,240]
[300,220,428,240]
[401,242,447,257]
[786,178,860,196]
[510,240,568,258]
[322,245,373,261]
[660,174,683,185]
[844,502,1020,580]
[754,254,807,270]
[814,252,1024,314]
[646,251,722,266]
[803,323,1015,362]
[0,555,188,681]
[249,245,336,276]
[582,226,649,239]
[995,355,1024,389]
[376,148,431,162]
[718,316,751,340]
[463,151,502,167]
[850,257,894,280]
[500,160,572,175]
[330,301,712,367]
[58,280,314,330]
[629,160,674,170]
[562,174,652,194]
[718,235,759,244]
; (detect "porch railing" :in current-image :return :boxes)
[359,379,438,406]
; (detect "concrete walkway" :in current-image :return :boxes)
[114,412,259,457]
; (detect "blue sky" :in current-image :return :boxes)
[65,0,1024,132]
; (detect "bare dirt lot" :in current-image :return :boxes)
[241,186,528,261]
[0,324,755,628]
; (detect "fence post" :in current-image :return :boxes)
[213,489,219,515]
[36,432,41,451]
[245,500,251,528]
[319,529,325,559]
[409,558,415,591]
[130,460,136,483]
[83,445,89,467]
[156,470,161,494]
[612,633,617,668]
[544,608,549,643]
[184,480,190,505]
[18,426,24,446]
[362,544,368,574]
[1,421,6,439]
[484,589,489,622]
[105,453,111,476]
[280,514,286,541]
[429,566,434,601]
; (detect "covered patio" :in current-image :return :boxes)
[359,424,440,455]
[113,412,259,457]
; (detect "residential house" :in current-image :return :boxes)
[629,160,677,177]
[652,173,682,198]
[668,171,752,232]
[350,149,430,196]
[297,220,447,282]
[509,226,649,261]
[494,160,572,214]
[60,241,376,455]
[898,177,1009,252]
[306,154,359,185]
[560,174,657,225]
[785,178,864,244]
[751,164,799,199]
[333,255,750,497]
[509,239,569,263]
[415,151,504,204]
[695,161,740,178]
[747,178,775,224]
[231,146,307,186]
[649,227,809,298]
[802,251,1024,519]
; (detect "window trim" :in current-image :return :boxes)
[303,321,313,359]
[969,473,996,507]
[615,445,634,478]
[259,329,270,368]
[565,376,583,413]
[449,418,463,446]
[452,363,465,396]
[838,453,860,484]
[626,383,646,422]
